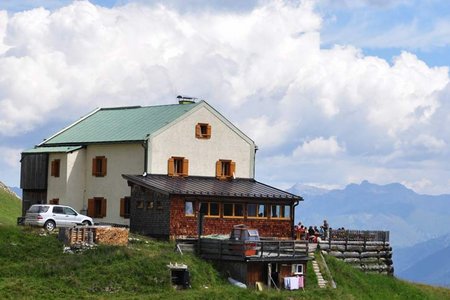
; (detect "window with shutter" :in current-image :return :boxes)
[87,197,107,218]
[92,156,107,177]
[216,160,236,180]
[195,123,211,139]
[49,198,59,205]
[120,197,131,218]
[168,157,189,177]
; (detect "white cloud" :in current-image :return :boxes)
[0,0,450,194]
[0,146,22,168]
[293,136,345,157]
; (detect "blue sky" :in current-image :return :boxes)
[0,0,449,194]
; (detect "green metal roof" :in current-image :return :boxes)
[42,102,199,145]
[23,146,83,154]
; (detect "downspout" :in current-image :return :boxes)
[252,145,258,178]
[141,134,150,174]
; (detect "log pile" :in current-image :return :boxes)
[95,227,128,246]
[319,240,394,275]
[58,226,129,247]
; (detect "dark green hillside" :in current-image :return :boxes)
[0,185,21,226]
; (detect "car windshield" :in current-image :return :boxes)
[28,206,49,213]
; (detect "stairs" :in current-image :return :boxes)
[308,243,328,288]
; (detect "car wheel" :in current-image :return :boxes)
[44,220,56,232]
[82,220,92,226]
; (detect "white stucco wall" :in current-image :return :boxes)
[149,105,255,178]
[65,149,86,212]
[47,153,68,203]
[85,143,144,225]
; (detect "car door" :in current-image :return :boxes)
[52,206,67,226]
[63,207,79,225]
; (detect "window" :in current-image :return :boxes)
[51,159,60,177]
[199,202,220,217]
[185,201,194,216]
[247,203,267,218]
[223,203,244,218]
[92,156,107,177]
[271,205,291,219]
[292,264,304,275]
[215,160,236,180]
[87,197,107,218]
[120,197,131,218]
[52,206,64,214]
[136,200,144,209]
[146,201,154,210]
[64,207,77,215]
[195,123,211,139]
[168,157,189,176]
[49,198,59,205]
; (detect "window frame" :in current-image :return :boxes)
[199,202,220,218]
[185,201,194,217]
[92,156,107,177]
[270,204,291,220]
[247,203,268,219]
[223,203,244,218]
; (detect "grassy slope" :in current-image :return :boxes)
[0,188,21,226]
[0,224,449,299]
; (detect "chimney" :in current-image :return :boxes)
[177,95,196,104]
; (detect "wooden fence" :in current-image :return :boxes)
[328,229,389,243]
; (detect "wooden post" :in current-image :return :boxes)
[329,229,332,250]
[268,263,272,288]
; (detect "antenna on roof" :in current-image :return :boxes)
[177,95,197,104]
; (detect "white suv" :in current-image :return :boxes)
[24,204,93,231]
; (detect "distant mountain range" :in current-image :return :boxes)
[288,180,450,288]
[395,233,450,288]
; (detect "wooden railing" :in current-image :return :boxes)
[329,229,389,243]
[198,238,309,261]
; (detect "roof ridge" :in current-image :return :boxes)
[99,101,200,111]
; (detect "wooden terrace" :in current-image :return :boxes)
[198,238,309,262]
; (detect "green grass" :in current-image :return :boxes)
[0,188,21,226]
[0,224,449,299]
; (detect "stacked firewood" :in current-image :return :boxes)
[94,227,129,246]
[319,241,394,275]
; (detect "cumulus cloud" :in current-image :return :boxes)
[0,0,449,194]
[293,136,345,157]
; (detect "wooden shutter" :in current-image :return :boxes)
[206,124,212,138]
[51,160,60,177]
[120,198,125,217]
[88,198,95,217]
[51,160,55,176]
[216,161,222,178]
[101,157,107,176]
[182,159,189,176]
[195,124,201,138]
[230,161,236,178]
[92,158,97,176]
[168,157,175,176]
[101,198,107,218]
